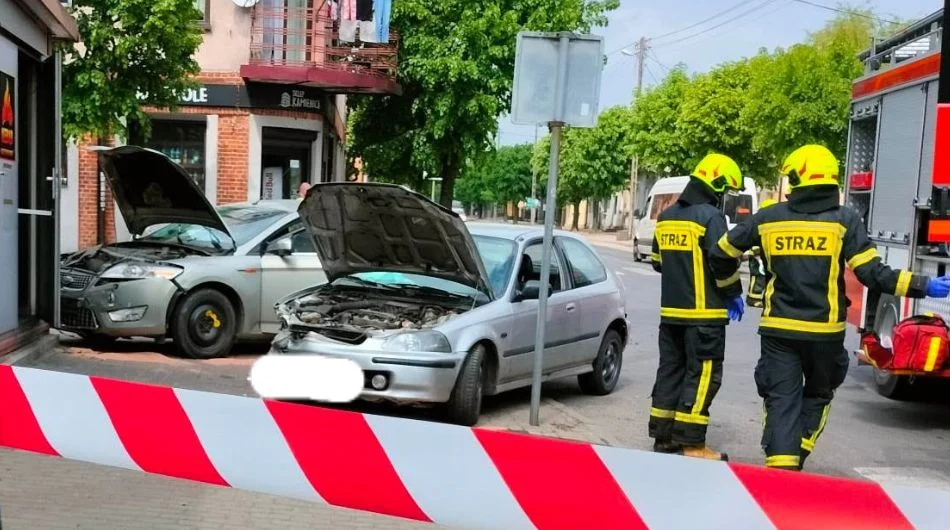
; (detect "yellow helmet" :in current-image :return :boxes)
[760,198,777,209]
[782,145,839,190]
[691,153,743,194]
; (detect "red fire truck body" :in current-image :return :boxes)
[844,6,950,397]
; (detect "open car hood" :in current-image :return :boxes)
[298,183,493,298]
[96,145,230,237]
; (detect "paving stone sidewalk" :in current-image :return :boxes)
[0,448,447,530]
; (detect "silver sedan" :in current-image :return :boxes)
[271,183,630,425]
[59,146,327,358]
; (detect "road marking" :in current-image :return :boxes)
[854,467,950,491]
[624,266,658,277]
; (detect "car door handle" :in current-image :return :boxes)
[565,303,577,312]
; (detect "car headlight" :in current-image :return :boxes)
[383,331,452,353]
[101,262,183,281]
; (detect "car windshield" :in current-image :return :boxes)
[473,235,518,298]
[341,272,489,303]
[139,205,286,251]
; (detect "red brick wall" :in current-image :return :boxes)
[77,136,116,248]
[217,113,250,204]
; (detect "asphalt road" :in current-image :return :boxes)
[558,245,950,486]
[17,242,950,487]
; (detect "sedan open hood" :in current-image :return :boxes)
[96,145,230,237]
[298,183,493,298]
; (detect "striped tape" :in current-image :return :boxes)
[0,365,946,530]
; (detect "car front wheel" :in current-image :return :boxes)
[445,343,486,426]
[633,239,643,262]
[171,288,237,359]
[579,330,623,395]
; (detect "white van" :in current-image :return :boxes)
[633,176,759,261]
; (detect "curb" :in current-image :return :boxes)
[1,364,946,529]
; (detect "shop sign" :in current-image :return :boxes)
[245,83,326,114]
[138,83,329,115]
[0,71,15,161]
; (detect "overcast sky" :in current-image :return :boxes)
[497,0,941,146]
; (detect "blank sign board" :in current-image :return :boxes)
[510,32,604,127]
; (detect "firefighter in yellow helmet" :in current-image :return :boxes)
[710,145,950,471]
[746,198,779,308]
[648,153,745,461]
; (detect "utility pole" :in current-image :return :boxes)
[623,37,649,240]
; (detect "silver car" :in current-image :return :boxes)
[270,183,629,425]
[59,146,327,358]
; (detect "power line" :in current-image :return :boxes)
[649,50,670,72]
[607,0,758,55]
[651,0,759,41]
[791,0,901,25]
[654,0,783,50]
[644,62,659,85]
[659,0,792,54]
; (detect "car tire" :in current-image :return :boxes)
[445,343,486,426]
[874,368,912,400]
[171,288,237,359]
[579,330,623,396]
[633,240,643,262]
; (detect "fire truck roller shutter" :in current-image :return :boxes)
[872,86,927,242]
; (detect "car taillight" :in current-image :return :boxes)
[850,171,873,191]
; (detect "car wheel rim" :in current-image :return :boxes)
[602,341,619,383]
[190,303,224,346]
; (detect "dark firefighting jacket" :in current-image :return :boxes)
[710,186,930,341]
[651,179,732,326]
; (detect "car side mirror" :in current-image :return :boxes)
[514,280,546,302]
[266,238,293,257]
[634,208,641,218]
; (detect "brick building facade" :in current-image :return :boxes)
[62,0,398,252]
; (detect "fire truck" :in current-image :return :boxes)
[845,4,950,398]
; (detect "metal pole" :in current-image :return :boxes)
[530,35,570,426]
[531,126,539,224]
[52,50,63,328]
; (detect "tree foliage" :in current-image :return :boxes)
[347,0,619,207]
[456,144,534,208]
[62,0,204,140]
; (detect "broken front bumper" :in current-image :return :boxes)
[60,278,179,337]
[268,329,464,404]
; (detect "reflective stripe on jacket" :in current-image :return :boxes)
[710,201,929,341]
[651,201,734,326]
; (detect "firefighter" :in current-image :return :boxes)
[648,153,745,461]
[746,198,778,308]
[710,145,950,471]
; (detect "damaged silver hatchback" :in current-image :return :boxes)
[270,183,630,425]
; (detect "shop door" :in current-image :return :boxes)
[0,41,17,334]
[261,127,316,200]
[13,51,60,328]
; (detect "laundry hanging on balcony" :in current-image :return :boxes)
[339,0,358,42]
[372,0,391,43]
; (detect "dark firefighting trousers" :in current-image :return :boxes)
[755,336,849,470]
[649,324,725,445]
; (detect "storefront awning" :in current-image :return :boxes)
[13,0,80,42]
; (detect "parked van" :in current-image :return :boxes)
[633,176,759,261]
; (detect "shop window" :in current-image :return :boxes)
[145,120,207,193]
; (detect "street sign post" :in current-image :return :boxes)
[511,32,604,426]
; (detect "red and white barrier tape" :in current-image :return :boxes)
[0,365,945,529]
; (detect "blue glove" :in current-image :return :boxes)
[727,296,744,322]
[926,276,950,298]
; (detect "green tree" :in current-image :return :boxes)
[348,0,619,207]
[628,68,692,176]
[62,0,204,141]
[456,144,534,214]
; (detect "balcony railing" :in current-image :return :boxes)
[248,0,399,80]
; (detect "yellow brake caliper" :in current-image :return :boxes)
[204,309,222,329]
